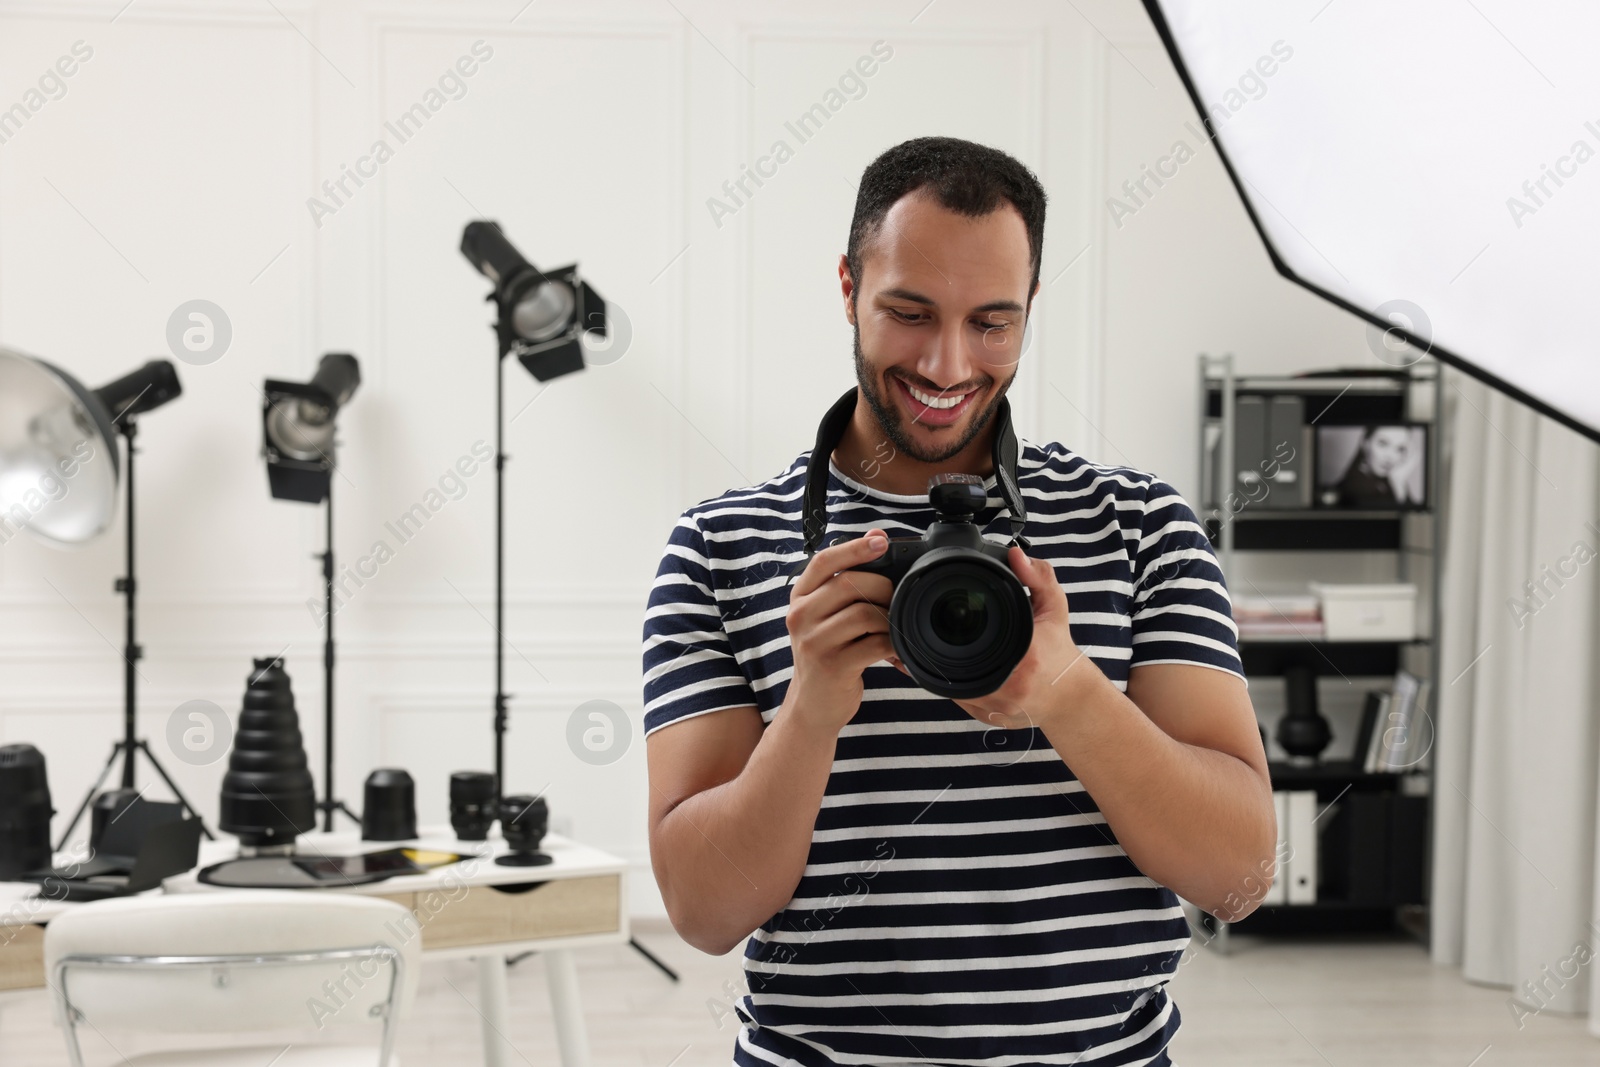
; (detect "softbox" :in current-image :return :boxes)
[1144,0,1600,443]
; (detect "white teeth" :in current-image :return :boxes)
[904,381,971,409]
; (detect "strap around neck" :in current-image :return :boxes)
[799,386,1029,556]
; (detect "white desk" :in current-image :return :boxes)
[0,828,630,1067]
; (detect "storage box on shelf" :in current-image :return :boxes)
[1310,581,1417,640]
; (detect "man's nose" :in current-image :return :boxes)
[915,320,979,393]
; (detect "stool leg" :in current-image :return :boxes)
[544,949,592,1067]
[475,954,514,1067]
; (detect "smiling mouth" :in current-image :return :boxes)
[902,380,972,408]
[891,374,981,426]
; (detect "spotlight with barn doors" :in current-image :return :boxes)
[459,220,607,807]
[455,241,678,983]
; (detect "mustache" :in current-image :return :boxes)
[889,372,989,396]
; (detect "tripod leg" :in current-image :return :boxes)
[317,798,363,830]
[628,937,681,982]
[55,743,126,852]
[135,740,215,840]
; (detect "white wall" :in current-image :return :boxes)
[0,0,1384,917]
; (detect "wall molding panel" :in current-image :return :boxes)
[1,1,1350,920]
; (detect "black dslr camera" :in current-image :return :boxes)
[842,473,1033,699]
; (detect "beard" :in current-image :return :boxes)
[851,317,1015,465]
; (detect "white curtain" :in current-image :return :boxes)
[1429,367,1600,1035]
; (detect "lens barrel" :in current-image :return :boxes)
[0,744,53,879]
[362,768,417,841]
[890,550,1033,699]
[449,771,498,841]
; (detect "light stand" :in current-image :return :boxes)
[460,221,606,808]
[262,353,362,832]
[315,478,357,832]
[50,361,214,850]
[460,224,676,983]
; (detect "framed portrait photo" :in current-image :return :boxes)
[1314,423,1429,510]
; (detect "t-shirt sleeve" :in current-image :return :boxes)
[642,510,761,737]
[1128,479,1245,683]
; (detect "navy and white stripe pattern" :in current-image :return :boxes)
[643,440,1243,1067]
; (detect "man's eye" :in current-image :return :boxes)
[889,309,925,323]
[977,319,1012,331]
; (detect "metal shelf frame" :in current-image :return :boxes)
[1195,353,1449,949]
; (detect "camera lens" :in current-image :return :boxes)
[891,553,1031,699]
[929,587,989,646]
[494,793,554,868]
[449,771,497,841]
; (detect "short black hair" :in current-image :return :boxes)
[846,136,1047,300]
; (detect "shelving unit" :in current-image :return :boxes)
[1194,354,1445,949]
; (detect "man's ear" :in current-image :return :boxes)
[839,254,857,326]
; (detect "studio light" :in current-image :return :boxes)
[263,352,361,504]
[461,220,607,382]
[0,352,176,547]
[1142,0,1600,443]
[460,221,608,807]
[0,349,211,849]
[261,352,362,833]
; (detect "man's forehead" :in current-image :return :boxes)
[861,189,1031,306]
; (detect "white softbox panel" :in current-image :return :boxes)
[1145,0,1600,443]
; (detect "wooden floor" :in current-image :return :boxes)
[4,918,1597,1065]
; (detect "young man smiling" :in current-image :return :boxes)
[643,136,1275,1067]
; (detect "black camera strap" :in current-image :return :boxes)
[799,386,1030,556]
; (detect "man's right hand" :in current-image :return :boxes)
[784,528,897,736]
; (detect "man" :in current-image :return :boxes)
[643,136,1275,1067]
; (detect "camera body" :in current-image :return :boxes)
[838,474,1033,699]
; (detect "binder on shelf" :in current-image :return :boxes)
[1263,395,1308,508]
[1362,692,1392,772]
[1405,678,1433,772]
[1266,792,1288,906]
[1234,395,1268,499]
[1204,421,1224,510]
[1329,793,1392,904]
[1285,790,1319,904]
[1374,670,1421,772]
[1390,795,1429,903]
[1352,690,1383,766]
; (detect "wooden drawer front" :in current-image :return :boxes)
[384,875,620,950]
[0,924,45,991]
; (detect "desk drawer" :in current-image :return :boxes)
[0,923,45,991]
[379,874,620,950]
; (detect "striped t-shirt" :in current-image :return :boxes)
[642,439,1244,1067]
